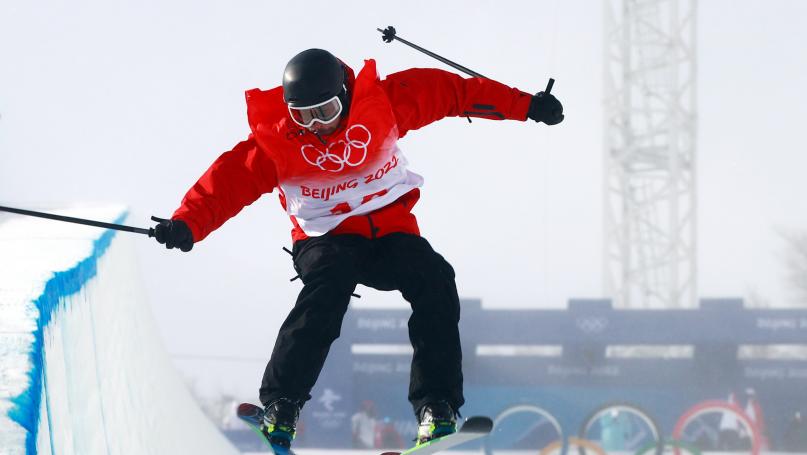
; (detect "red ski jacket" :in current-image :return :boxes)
[172,59,533,243]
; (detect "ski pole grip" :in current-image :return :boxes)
[545,78,555,95]
[149,215,170,238]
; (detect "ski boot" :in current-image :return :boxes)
[262,398,301,451]
[416,401,457,445]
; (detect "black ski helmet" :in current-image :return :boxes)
[283,49,347,109]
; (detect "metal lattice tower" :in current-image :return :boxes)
[603,0,697,309]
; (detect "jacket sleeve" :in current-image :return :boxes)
[171,135,278,242]
[379,68,534,137]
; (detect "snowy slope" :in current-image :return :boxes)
[0,207,238,455]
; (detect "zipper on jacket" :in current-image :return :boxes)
[366,214,380,240]
[311,130,328,145]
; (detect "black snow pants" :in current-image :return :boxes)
[259,232,464,414]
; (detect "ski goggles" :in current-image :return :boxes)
[288,94,343,128]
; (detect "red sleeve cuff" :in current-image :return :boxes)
[172,213,204,243]
[513,91,533,121]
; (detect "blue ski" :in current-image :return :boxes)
[381,416,493,455]
[236,402,297,455]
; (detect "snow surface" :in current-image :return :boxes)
[0,207,238,455]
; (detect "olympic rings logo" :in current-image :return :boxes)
[575,316,609,334]
[300,124,372,173]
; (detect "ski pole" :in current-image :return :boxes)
[377,26,488,79]
[0,205,156,237]
[377,25,555,95]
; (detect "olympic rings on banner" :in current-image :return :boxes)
[538,437,606,455]
[579,402,662,455]
[300,124,372,172]
[635,439,703,455]
[483,404,563,455]
[671,400,761,455]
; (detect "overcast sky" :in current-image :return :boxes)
[2,0,807,399]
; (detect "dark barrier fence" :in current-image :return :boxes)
[292,298,807,451]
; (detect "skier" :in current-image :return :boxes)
[151,48,563,449]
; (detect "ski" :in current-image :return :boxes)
[236,402,297,455]
[381,416,493,455]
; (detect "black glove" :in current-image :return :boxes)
[151,216,194,252]
[528,92,564,125]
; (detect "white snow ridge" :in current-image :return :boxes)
[0,207,238,455]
